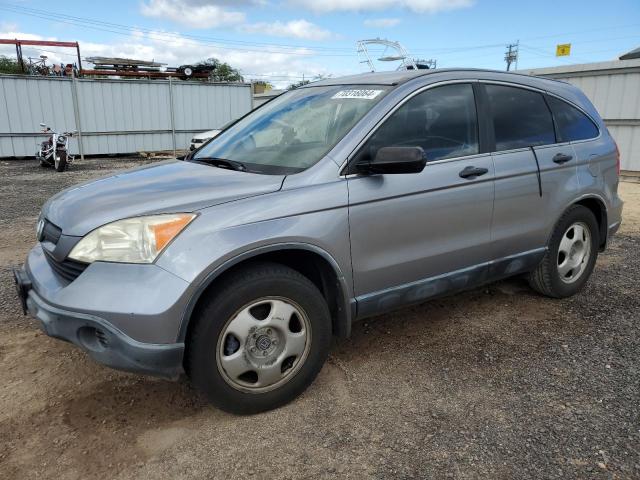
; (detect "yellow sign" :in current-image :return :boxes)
[556,44,571,56]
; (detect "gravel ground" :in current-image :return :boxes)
[0,157,638,479]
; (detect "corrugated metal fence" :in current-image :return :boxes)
[556,71,639,173]
[523,59,640,172]
[0,75,253,158]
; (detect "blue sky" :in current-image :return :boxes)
[0,0,639,87]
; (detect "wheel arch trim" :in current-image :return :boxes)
[177,242,354,343]
[547,194,609,249]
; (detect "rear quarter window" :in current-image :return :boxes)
[546,96,599,142]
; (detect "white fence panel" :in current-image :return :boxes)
[0,75,252,157]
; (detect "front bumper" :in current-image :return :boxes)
[14,267,184,379]
[13,244,193,379]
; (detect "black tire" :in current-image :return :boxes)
[187,262,331,414]
[528,205,599,298]
[54,151,67,172]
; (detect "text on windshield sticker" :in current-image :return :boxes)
[331,89,384,100]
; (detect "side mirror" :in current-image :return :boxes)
[357,146,426,174]
[39,123,47,128]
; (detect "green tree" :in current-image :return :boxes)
[287,79,311,90]
[196,58,243,82]
[287,74,330,90]
[0,55,22,74]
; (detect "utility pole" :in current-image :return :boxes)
[504,41,519,71]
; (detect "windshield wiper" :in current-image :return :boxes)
[192,156,247,172]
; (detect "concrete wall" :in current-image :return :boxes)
[521,59,640,172]
[0,75,253,157]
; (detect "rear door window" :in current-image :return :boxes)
[486,84,555,151]
[547,96,599,142]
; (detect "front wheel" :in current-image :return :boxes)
[528,205,599,298]
[54,151,67,172]
[187,262,331,414]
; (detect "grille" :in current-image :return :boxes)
[94,329,109,348]
[41,219,62,244]
[39,218,88,282]
[43,247,88,282]
[43,249,88,281]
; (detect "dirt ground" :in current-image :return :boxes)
[0,158,638,479]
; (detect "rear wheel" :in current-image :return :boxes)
[528,205,599,298]
[187,262,331,414]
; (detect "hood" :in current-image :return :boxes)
[43,160,284,236]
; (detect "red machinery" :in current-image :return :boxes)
[0,38,82,72]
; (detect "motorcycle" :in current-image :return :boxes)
[36,123,77,172]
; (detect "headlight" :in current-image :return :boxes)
[68,213,196,264]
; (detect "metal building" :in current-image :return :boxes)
[0,75,252,158]
[253,89,284,108]
[522,57,640,173]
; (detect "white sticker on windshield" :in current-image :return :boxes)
[332,89,384,100]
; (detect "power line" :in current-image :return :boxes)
[2,1,639,75]
[2,3,639,59]
[519,44,592,64]
[0,4,354,55]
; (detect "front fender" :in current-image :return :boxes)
[174,241,354,342]
[155,180,353,341]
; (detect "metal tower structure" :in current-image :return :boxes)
[504,41,519,71]
[356,38,418,72]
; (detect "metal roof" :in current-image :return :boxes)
[518,58,640,77]
[620,46,640,60]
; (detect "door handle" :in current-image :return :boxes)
[459,166,489,179]
[553,153,573,164]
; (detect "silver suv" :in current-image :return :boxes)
[14,69,623,413]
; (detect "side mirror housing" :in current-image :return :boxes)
[357,146,426,174]
[39,122,47,128]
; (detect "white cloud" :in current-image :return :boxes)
[0,21,19,32]
[363,18,401,28]
[290,0,473,13]
[241,20,335,41]
[140,1,336,41]
[140,0,246,29]
[0,29,59,61]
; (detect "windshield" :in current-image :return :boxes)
[192,85,390,174]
